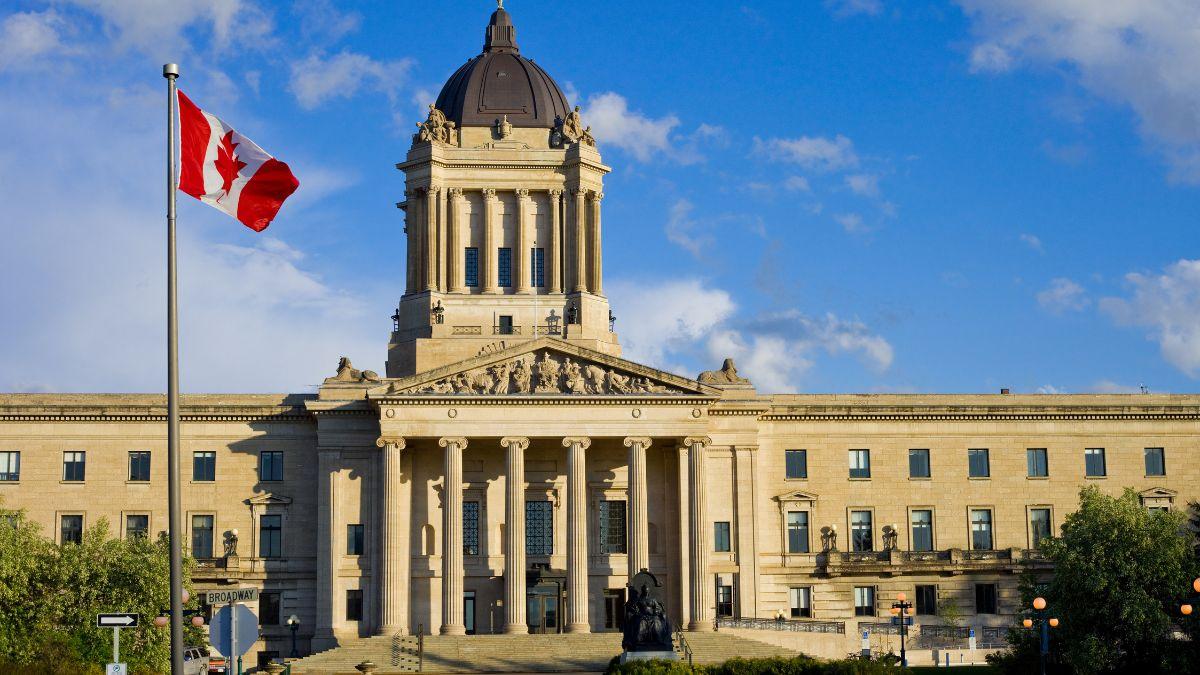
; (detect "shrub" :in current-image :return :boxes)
[606,654,912,675]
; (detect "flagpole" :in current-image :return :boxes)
[163,62,185,675]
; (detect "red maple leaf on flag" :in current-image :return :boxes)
[214,130,247,200]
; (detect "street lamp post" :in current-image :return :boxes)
[889,592,913,667]
[287,614,301,658]
[1021,596,1060,675]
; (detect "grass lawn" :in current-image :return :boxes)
[909,667,998,674]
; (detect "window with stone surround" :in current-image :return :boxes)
[1145,447,1165,476]
[259,515,282,558]
[463,502,480,555]
[60,514,83,544]
[526,500,553,555]
[714,521,732,552]
[787,511,809,553]
[970,508,993,550]
[599,500,627,554]
[192,451,215,482]
[191,515,214,558]
[915,585,937,615]
[785,449,807,479]
[0,451,20,481]
[789,587,812,618]
[716,584,734,617]
[1027,448,1049,477]
[464,247,479,287]
[347,524,365,556]
[909,449,931,478]
[62,451,85,482]
[1085,448,1106,477]
[910,509,933,551]
[530,247,545,287]
[854,586,875,616]
[345,589,363,621]
[968,448,990,478]
[851,510,873,552]
[128,451,151,482]
[849,449,870,479]
[975,583,998,614]
[259,451,283,482]
[125,514,149,539]
[1030,508,1051,549]
[498,247,512,287]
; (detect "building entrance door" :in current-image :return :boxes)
[527,584,562,634]
[604,589,625,631]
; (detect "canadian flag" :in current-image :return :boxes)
[177,91,299,232]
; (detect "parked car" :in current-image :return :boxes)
[207,655,228,674]
[183,646,210,675]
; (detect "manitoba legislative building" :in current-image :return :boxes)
[2,5,1197,669]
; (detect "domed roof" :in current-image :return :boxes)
[434,4,572,129]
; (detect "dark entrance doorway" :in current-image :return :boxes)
[604,589,625,631]
[526,563,566,634]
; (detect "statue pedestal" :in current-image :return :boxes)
[620,651,679,664]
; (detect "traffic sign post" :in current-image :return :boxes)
[210,600,258,675]
[97,613,139,675]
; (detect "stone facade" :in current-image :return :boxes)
[2,4,1198,668]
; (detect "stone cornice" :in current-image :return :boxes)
[0,394,315,423]
[377,396,715,406]
[760,406,1200,422]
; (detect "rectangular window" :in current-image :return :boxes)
[714,522,732,552]
[127,451,151,482]
[191,515,214,558]
[347,524,365,556]
[854,586,875,617]
[498,247,512,287]
[531,247,545,288]
[915,585,937,616]
[345,589,363,621]
[463,501,480,555]
[789,587,812,618]
[63,451,86,482]
[1145,448,1166,476]
[849,449,871,479]
[192,451,216,482]
[1085,448,1106,477]
[259,451,283,482]
[1030,508,1052,549]
[909,449,931,478]
[498,315,514,335]
[0,451,20,481]
[464,247,479,287]
[1027,448,1049,478]
[787,511,809,554]
[968,448,990,478]
[259,515,282,558]
[526,500,553,555]
[599,500,627,554]
[716,585,734,617]
[259,592,281,626]
[851,510,873,552]
[785,449,808,479]
[125,514,149,539]
[975,584,998,614]
[60,515,83,544]
[970,509,993,551]
[910,510,933,552]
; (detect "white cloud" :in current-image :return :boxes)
[664,199,711,257]
[783,176,811,192]
[834,212,866,233]
[1037,277,1089,314]
[63,0,273,58]
[294,0,361,43]
[753,134,859,172]
[289,50,413,110]
[825,0,884,19]
[580,91,682,162]
[1019,233,1044,253]
[0,10,66,69]
[1036,384,1066,394]
[1100,259,1200,377]
[956,0,1200,182]
[1090,379,1141,394]
[845,173,881,198]
[607,279,736,369]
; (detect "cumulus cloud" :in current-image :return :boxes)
[580,92,686,162]
[1100,259,1200,377]
[834,212,866,233]
[825,0,884,19]
[608,279,893,392]
[753,134,859,172]
[62,0,273,58]
[1019,233,1044,253]
[1037,278,1089,314]
[957,0,1200,182]
[845,173,881,198]
[289,50,412,109]
[0,10,66,69]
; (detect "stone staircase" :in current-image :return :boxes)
[288,630,803,673]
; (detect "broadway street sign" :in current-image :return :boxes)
[205,588,259,605]
[96,613,139,628]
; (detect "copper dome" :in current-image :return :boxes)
[434,5,572,129]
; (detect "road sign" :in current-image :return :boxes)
[105,665,127,675]
[210,603,258,658]
[205,588,259,605]
[97,613,139,628]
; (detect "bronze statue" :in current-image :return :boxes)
[622,571,674,653]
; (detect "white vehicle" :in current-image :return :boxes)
[183,646,210,675]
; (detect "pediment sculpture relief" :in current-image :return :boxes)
[415,104,457,145]
[402,350,682,395]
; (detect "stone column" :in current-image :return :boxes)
[589,191,603,295]
[424,185,440,291]
[439,437,468,635]
[404,191,419,295]
[314,449,341,643]
[515,189,531,294]
[675,444,691,629]
[376,437,410,634]
[623,437,652,576]
[482,189,498,294]
[437,186,448,290]
[686,436,713,631]
[447,188,464,293]
[502,437,530,633]
[572,188,587,293]
[562,436,592,633]
[548,188,562,294]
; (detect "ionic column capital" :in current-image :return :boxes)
[375,436,406,451]
[684,436,712,449]
[482,188,498,200]
[623,436,652,449]
[500,436,530,451]
[439,436,469,449]
[561,437,591,450]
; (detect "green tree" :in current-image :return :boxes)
[0,502,201,673]
[991,486,1200,674]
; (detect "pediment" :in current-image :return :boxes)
[371,338,719,398]
[246,493,293,507]
[774,490,819,503]
[1139,487,1177,499]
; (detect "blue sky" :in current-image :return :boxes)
[1,0,1198,394]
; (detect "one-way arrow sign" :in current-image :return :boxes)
[97,613,139,628]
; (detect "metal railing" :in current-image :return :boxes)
[859,621,901,635]
[493,325,522,335]
[533,324,563,336]
[716,616,846,634]
[390,624,424,672]
[451,325,481,335]
[980,626,1008,648]
[674,629,693,669]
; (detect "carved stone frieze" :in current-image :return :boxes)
[401,349,684,396]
